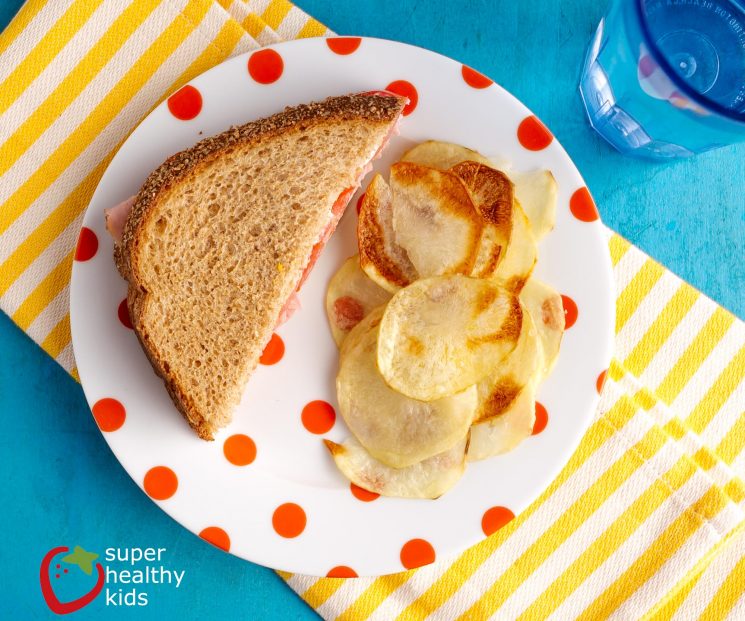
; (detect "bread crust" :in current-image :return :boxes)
[115,94,405,440]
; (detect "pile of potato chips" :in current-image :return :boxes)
[325,141,565,499]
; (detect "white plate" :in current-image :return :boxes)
[70,37,614,577]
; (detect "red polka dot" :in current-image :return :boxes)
[92,397,126,432]
[481,506,515,536]
[639,55,656,78]
[461,65,493,89]
[517,115,553,151]
[272,503,306,538]
[350,483,379,502]
[326,37,361,55]
[561,295,578,329]
[143,466,178,500]
[75,227,98,261]
[200,526,230,552]
[223,434,257,466]
[63,569,68,574]
[532,402,548,435]
[597,369,608,394]
[385,80,418,116]
[167,85,202,121]
[356,192,366,214]
[400,539,435,569]
[248,49,283,84]
[302,400,336,434]
[259,333,284,365]
[570,187,599,222]
[117,298,133,329]
[326,565,358,578]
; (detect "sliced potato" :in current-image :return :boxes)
[450,161,514,230]
[450,161,513,279]
[492,201,537,291]
[474,307,543,423]
[510,170,557,240]
[520,278,565,378]
[401,140,502,170]
[469,225,503,280]
[338,308,476,468]
[468,382,536,461]
[378,275,522,401]
[358,174,418,292]
[325,435,468,499]
[339,304,384,360]
[389,162,483,278]
[326,256,393,347]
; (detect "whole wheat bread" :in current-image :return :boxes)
[115,94,405,439]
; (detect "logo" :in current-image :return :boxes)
[40,544,186,613]
[40,545,105,615]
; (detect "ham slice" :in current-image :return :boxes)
[104,195,136,243]
[275,291,302,327]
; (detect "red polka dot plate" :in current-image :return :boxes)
[70,37,614,576]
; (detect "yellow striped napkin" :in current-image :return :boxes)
[1,2,742,619]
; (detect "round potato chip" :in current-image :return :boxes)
[339,304,385,360]
[338,308,477,468]
[401,140,508,170]
[378,275,522,401]
[473,307,543,423]
[390,162,483,279]
[325,435,468,499]
[510,169,557,240]
[520,278,565,378]
[467,381,536,461]
[492,201,537,291]
[450,161,513,279]
[326,256,393,348]
[358,174,418,292]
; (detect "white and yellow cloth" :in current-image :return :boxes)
[1,1,742,619]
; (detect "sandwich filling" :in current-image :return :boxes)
[277,114,400,327]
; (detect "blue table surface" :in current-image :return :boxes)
[2,0,743,618]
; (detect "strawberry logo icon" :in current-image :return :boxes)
[40,545,104,614]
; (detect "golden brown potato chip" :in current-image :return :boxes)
[358,174,418,292]
[473,307,543,424]
[520,278,565,377]
[467,382,536,461]
[338,308,477,468]
[326,256,393,348]
[378,275,522,401]
[450,161,514,279]
[325,435,468,499]
[492,201,537,291]
[401,140,499,170]
[450,161,514,230]
[511,170,557,240]
[389,162,483,278]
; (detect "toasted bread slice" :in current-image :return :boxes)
[115,94,405,439]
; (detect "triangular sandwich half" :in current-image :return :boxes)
[107,93,405,439]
